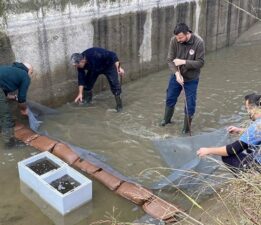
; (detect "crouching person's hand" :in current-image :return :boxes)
[197,148,210,158]
[19,103,28,116]
[74,94,83,103]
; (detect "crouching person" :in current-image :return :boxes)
[197,93,261,173]
[0,62,33,148]
[71,47,125,112]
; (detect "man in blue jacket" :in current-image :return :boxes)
[71,47,125,112]
[197,93,261,172]
[0,62,33,148]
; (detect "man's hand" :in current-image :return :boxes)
[20,108,28,116]
[7,94,17,101]
[175,71,184,85]
[227,126,244,134]
[173,58,186,66]
[74,94,83,103]
[118,67,125,77]
[197,148,210,158]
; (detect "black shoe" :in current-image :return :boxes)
[5,138,26,149]
[83,90,93,104]
[160,106,174,126]
[160,119,171,126]
[115,95,123,112]
[182,115,193,134]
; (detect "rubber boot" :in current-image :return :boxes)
[160,106,174,126]
[83,90,93,104]
[115,95,123,112]
[2,127,26,148]
[182,115,193,134]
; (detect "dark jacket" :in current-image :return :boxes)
[77,47,119,86]
[0,62,30,103]
[167,33,205,81]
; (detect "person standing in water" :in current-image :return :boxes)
[160,23,205,134]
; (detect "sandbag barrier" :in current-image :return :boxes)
[15,123,183,223]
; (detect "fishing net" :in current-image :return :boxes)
[27,101,233,193]
[27,101,135,182]
[27,101,58,132]
[26,101,238,224]
[145,129,234,207]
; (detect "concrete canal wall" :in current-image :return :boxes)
[0,0,260,104]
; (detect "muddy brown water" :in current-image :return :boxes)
[1,26,261,224]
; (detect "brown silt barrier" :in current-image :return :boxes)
[15,127,39,144]
[52,143,79,165]
[116,182,153,205]
[142,196,181,223]
[14,123,25,131]
[14,123,183,223]
[92,170,123,191]
[29,136,58,152]
[72,158,100,174]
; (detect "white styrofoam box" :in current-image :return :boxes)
[20,181,92,225]
[40,166,92,215]
[18,151,66,192]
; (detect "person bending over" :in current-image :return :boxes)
[0,62,33,148]
[71,47,125,112]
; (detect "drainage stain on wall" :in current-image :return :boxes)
[139,9,152,64]
[0,31,15,64]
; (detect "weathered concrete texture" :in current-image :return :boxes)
[235,21,261,45]
[205,0,261,52]
[0,0,260,105]
[93,12,147,82]
[0,31,15,64]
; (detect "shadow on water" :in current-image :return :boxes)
[1,31,261,224]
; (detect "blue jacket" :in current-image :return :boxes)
[0,62,30,103]
[77,47,119,86]
[240,118,261,164]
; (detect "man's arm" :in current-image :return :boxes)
[197,146,228,157]
[115,61,125,76]
[75,68,86,103]
[75,85,84,103]
[227,126,245,134]
[17,75,30,103]
[17,75,30,115]
[197,140,248,157]
[167,38,184,85]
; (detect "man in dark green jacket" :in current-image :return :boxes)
[0,62,33,148]
[160,23,205,134]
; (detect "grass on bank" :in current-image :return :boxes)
[92,158,260,225]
